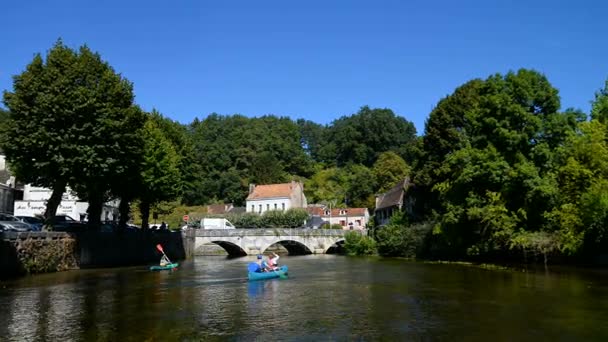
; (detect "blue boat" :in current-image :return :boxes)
[248,265,288,281]
[149,263,179,271]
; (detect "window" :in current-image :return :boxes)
[274,203,277,210]
[251,205,254,212]
[259,204,262,213]
[340,220,346,226]
[282,203,285,211]
[266,204,270,211]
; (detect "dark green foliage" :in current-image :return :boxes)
[191,114,313,205]
[343,231,377,256]
[225,208,309,228]
[2,40,142,225]
[226,212,262,228]
[322,106,417,167]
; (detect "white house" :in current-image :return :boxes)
[307,205,369,230]
[246,181,307,214]
[13,184,119,221]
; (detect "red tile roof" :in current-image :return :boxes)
[307,206,368,217]
[247,183,296,200]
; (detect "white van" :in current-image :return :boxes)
[201,218,236,229]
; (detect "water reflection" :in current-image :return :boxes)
[1,256,608,341]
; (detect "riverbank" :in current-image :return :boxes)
[0,230,186,280]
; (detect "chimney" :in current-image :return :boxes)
[249,183,255,194]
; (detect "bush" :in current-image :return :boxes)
[375,222,431,258]
[344,231,377,256]
[227,208,309,228]
[227,212,261,228]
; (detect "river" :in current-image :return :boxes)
[1,255,607,341]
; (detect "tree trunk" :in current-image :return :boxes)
[118,197,131,228]
[140,201,150,229]
[87,191,104,229]
[43,180,67,231]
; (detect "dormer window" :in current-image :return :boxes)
[325,210,330,216]
[340,210,346,215]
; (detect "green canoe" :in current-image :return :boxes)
[248,265,288,281]
[149,262,179,271]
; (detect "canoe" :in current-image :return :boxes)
[248,265,288,281]
[149,263,179,271]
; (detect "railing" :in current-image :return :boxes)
[190,228,367,237]
[1,231,71,241]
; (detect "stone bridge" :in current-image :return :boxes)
[188,228,366,256]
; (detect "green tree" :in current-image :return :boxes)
[591,79,608,123]
[323,106,417,167]
[372,151,410,193]
[138,119,182,228]
[2,40,139,227]
[418,69,570,258]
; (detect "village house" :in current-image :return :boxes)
[246,181,307,214]
[206,203,245,215]
[307,205,370,230]
[374,178,413,226]
[13,184,119,221]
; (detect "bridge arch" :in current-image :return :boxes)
[325,238,345,254]
[208,240,247,256]
[261,239,313,255]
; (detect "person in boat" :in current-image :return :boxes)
[255,254,265,272]
[268,252,280,270]
[160,254,170,267]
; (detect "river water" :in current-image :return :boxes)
[1,255,607,341]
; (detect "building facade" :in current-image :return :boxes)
[246,181,307,214]
[374,178,413,226]
[307,205,369,229]
[13,184,119,221]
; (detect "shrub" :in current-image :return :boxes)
[227,213,261,228]
[344,231,377,256]
[375,222,431,258]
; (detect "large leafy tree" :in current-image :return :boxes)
[2,40,139,227]
[191,114,313,205]
[322,106,417,167]
[372,151,410,193]
[417,69,575,258]
[138,119,182,228]
[591,79,608,123]
[149,110,203,206]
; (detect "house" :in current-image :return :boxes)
[0,153,22,214]
[246,181,307,214]
[206,203,234,215]
[374,178,413,226]
[13,184,119,221]
[307,205,370,230]
[206,203,245,215]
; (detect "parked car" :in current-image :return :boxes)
[16,216,44,231]
[51,215,89,232]
[200,218,235,229]
[0,213,34,232]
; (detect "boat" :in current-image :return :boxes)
[248,265,289,281]
[149,263,179,271]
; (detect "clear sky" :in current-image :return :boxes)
[1,0,606,134]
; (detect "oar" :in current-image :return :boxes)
[273,266,287,279]
[156,244,173,264]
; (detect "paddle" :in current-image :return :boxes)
[156,244,173,265]
[273,266,287,279]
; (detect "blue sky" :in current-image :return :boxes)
[1,0,606,134]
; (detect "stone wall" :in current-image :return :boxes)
[1,230,186,279]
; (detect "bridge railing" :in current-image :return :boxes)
[188,228,368,238]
